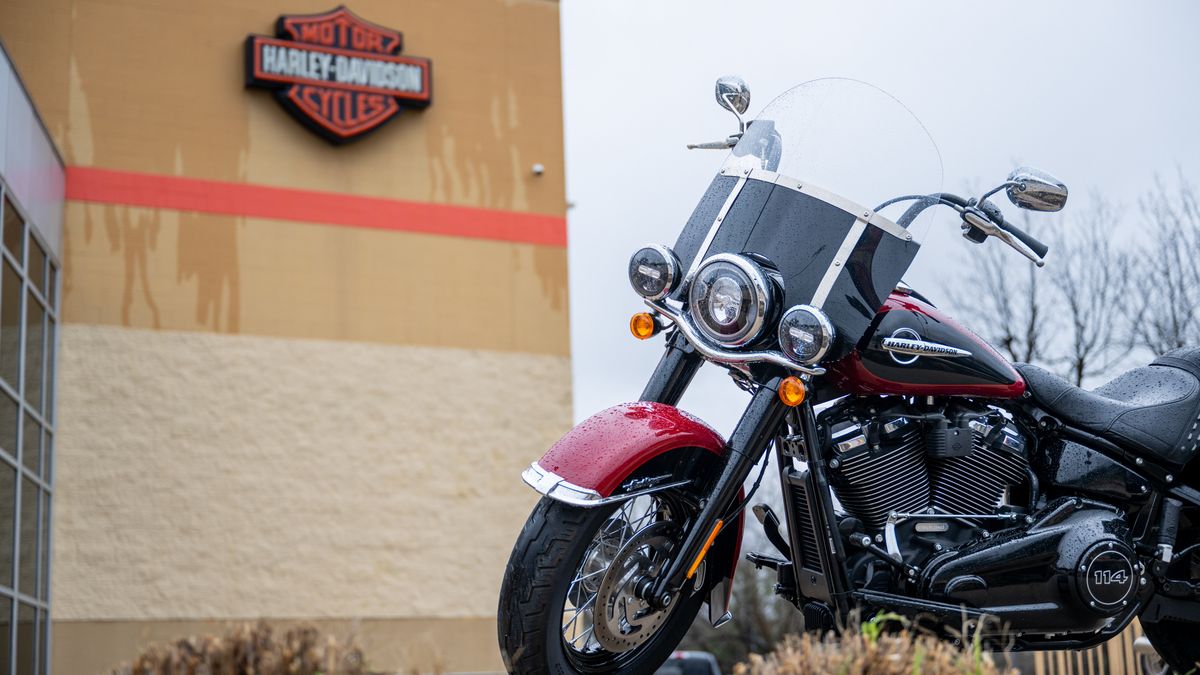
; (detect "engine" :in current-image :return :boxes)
[820,400,1141,634]
[826,406,1029,532]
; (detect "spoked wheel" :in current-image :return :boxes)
[499,490,707,675]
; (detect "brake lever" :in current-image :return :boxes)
[961,209,1045,267]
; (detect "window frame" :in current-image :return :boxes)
[0,180,58,675]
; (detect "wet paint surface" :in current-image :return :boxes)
[826,289,1026,398]
[537,401,726,496]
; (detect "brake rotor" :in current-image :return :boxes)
[593,521,679,652]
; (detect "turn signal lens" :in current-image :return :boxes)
[687,519,725,579]
[778,376,807,407]
[630,312,659,340]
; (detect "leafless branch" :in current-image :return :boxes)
[949,212,1054,365]
[1129,173,1200,354]
[1046,195,1131,385]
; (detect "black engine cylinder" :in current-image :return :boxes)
[921,497,1138,634]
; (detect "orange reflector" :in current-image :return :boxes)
[778,376,807,407]
[686,519,725,579]
[630,312,658,340]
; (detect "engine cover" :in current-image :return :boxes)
[921,497,1138,634]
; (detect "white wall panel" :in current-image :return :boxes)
[26,121,64,257]
[0,47,65,260]
[0,56,8,180]
[4,67,32,208]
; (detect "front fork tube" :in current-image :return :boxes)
[648,374,789,608]
[636,336,848,612]
[640,330,704,406]
[789,404,853,616]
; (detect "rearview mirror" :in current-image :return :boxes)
[715,76,751,115]
[1005,167,1068,212]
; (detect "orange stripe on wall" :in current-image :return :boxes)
[65,166,567,247]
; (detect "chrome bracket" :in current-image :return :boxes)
[707,576,733,628]
[645,299,825,376]
[884,512,904,561]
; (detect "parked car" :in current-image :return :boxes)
[655,650,722,675]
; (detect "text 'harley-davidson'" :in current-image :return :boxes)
[497,77,1200,674]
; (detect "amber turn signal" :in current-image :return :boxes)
[686,519,725,579]
[630,312,659,340]
[778,376,807,407]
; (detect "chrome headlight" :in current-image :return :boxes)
[687,253,774,347]
[778,304,835,364]
[628,244,681,301]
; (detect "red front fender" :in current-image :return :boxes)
[535,401,726,496]
[522,401,743,620]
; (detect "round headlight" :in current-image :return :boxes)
[687,254,773,347]
[778,305,835,364]
[628,245,680,301]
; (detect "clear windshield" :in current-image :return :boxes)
[721,78,947,242]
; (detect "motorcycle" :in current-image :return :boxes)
[497,76,1200,674]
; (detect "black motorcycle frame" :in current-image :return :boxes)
[638,331,1193,651]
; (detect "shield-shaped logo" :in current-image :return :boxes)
[245,6,432,144]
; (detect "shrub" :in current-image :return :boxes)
[109,621,372,675]
[734,620,1017,675]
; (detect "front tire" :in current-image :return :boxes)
[498,495,706,674]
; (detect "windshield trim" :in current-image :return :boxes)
[721,166,913,241]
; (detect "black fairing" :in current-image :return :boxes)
[672,173,919,360]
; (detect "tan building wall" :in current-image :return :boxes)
[0,0,569,672]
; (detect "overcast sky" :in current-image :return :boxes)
[561,1,1200,434]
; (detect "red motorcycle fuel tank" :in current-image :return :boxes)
[826,288,1025,398]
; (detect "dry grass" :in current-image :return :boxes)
[109,621,375,675]
[735,615,1017,675]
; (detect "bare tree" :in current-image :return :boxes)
[1129,175,1200,354]
[1046,196,1132,385]
[950,212,1054,365]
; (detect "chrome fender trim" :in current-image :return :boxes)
[521,462,691,508]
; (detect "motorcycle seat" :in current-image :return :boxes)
[1015,347,1200,467]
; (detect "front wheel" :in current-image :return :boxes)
[498,491,707,674]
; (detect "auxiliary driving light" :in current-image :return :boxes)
[778,304,835,365]
[628,245,681,301]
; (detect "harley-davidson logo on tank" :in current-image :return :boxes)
[244,6,432,143]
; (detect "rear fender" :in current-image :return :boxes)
[522,401,742,623]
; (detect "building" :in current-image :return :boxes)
[0,40,64,675]
[0,0,569,672]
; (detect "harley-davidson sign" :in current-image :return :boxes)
[244,6,432,143]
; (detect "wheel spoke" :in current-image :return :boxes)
[561,593,596,632]
[561,493,680,659]
[569,625,594,648]
[569,567,605,586]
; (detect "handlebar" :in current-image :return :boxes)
[930,193,1050,263]
[996,216,1049,259]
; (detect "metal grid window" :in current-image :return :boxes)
[0,183,57,675]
